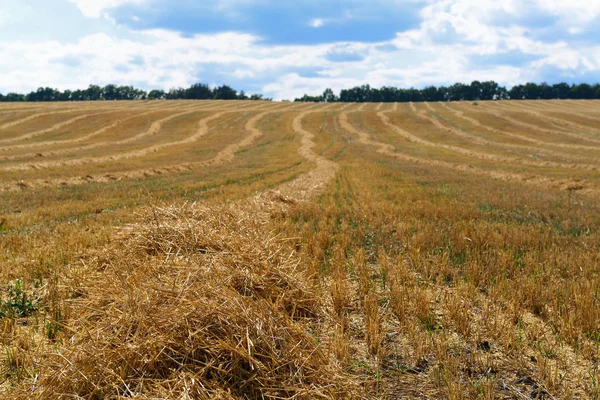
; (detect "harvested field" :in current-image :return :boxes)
[0,100,599,399]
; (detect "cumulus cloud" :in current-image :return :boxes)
[66,0,147,18]
[310,18,324,28]
[1,1,600,99]
[0,11,8,26]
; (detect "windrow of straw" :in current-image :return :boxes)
[18,203,360,399]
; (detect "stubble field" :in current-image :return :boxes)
[0,99,599,399]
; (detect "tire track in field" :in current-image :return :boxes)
[253,104,340,204]
[337,103,354,111]
[197,102,294,167]
[381,105,600,171]
[480,102,600,146]
[496,101,600,137]
[419,102,600,168]
[0,102,271,172]
[453,103,600,149]
[338,109,599,195]
[438,102,600,163]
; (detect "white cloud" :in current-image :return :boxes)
[66,0,147,18]
[536,0,600,23]
[310,18,324,28]
[0,11,8,26]
[1,0,600,100]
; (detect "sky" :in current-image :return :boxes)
[1,0,600,100]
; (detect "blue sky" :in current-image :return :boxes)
[1,0,600,100]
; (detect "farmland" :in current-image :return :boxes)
[0,99,599,398]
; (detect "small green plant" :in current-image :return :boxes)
[46,319,62,341]
[420,312,440,333]
[1,279,40,319]
[4,346,26,382]
[0,218,8,234]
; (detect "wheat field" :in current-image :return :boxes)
[0,99,599,399]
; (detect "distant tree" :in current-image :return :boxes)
[59,89,72,101]
[294,94,322,102]
[422,86,441,102]
[102,84,118,100]
[479,81,500,100]
[495,85,508,100]
[85,85,103,101]
[5,93,25,102]
[213,85,237,100]
[250,94,265,101]
[378,86,397,102]
[26,87,60,102]
[549,83,569,99]
[508,84,524,100]
[165,87,184,100]
[238,90,248,100]
[570,83,595,99]
[538,82,553,99]
[322,88,338,102]
[594,84,600,99]
[447,83,470,101]
[184,83,212,100]
[523,82,540,99]
[469,80,482,100]
[148,89,166,100]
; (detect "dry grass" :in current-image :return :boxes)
[0,100,599,399]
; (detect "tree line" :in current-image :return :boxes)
[0,83,269,102]
[294,81,600,103]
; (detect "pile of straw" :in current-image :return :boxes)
[25,203,358,399]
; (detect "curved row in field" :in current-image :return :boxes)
[0,100,597,197]
[375,105,600,173]
[419,103,599,169]
[478,102,600,145]
[0,102,321,191]
[339,108,599,195]
[0,101,276,164]
[493,101,600,138]
[449,103,600,150]
[427,102,600,164]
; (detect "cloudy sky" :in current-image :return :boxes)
[1,0,599,100]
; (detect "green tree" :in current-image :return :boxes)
[508,84,524,100]
[552,82,570,99]
[103,84,118,100]
[322,88,338,102]
[213,85,238,100]
[570,83,595,99]
[148,90,165,100]
[480,81,500,100]
[185,83,212,100]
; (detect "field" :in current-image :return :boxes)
[0,99,599,399]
